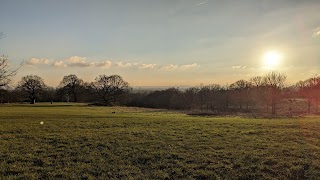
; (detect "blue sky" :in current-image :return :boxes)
[1,0,320,86]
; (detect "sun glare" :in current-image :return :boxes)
[263,51,281,68]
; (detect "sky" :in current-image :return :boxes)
[1,0,320,87]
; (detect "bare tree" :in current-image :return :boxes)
[197,84,222,112]
[207,84,222,111]
[250,76,264,87]
[0,33,22,87]
[0,56,19,87]
[92,75,131,105]
[229,80,252,110]
[59,74,83,102]
[249,76,267,109]
[17,75,47,104]
[184,87,199,110]
[263,71,287,116]
[297,75,320,113]
[198,84,209,112]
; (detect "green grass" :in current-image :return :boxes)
[1,103,320,179]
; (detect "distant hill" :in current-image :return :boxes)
[132,85,192,92]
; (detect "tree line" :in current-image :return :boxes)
[0,70,320,116]
[129,72,320,116]
[0,74,131,106]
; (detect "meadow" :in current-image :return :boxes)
[1,103,320,179]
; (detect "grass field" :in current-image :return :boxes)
[1,103,320,179]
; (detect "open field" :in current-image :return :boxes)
[1,103,320,179]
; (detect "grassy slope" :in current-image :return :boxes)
[0,103,320,179]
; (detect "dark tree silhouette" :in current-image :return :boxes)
[92,75,131,105]
[230,80,252,110]
[184,87,199,110]
[197,84,223,112]
[0,88,9,103]
[263,71,287,115]
[250,76,264,87]
[0,56,19,87]
[296,75,320,113]
[17,75,47,104]
[59,74,83,102]
[197,85,206,112]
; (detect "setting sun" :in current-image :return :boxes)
[263,51,282,68]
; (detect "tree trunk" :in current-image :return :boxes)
[272,103,276,116]
[200,95,203,112]
[73,90,77,102]
[225,98,229,110]
[308,98,311,113]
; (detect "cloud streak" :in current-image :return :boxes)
[232,65,247,69]
[180,63,199,70]
[116,61,132,68]
[26,58,50,65]
[31,56,200,72]
[52,61,67,68]
[92,60,112,68]
[161,63,199,71]
[139,63,157,69]
[313,30,320,37]
[161,64,178,71]
[67,56,91,67]
[194,1,208,6]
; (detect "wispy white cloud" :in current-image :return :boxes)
[92,60,112,68]
[26,58,49,65]
[161,64,178,71]
[232,66,241,69]
[67,56,90,67]
[52,56,112,68]
[180,63,199,70]
[313,29,320,37]
[116,61,132,68]
[67,56,86,64]
[232,65,247,69]
[52,61,67,68]
[194,1,207,6]
[28,56,200,72]
[139,63,157,69]
[161,63,199,71]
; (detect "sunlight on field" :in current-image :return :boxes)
[0,103,320,179]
